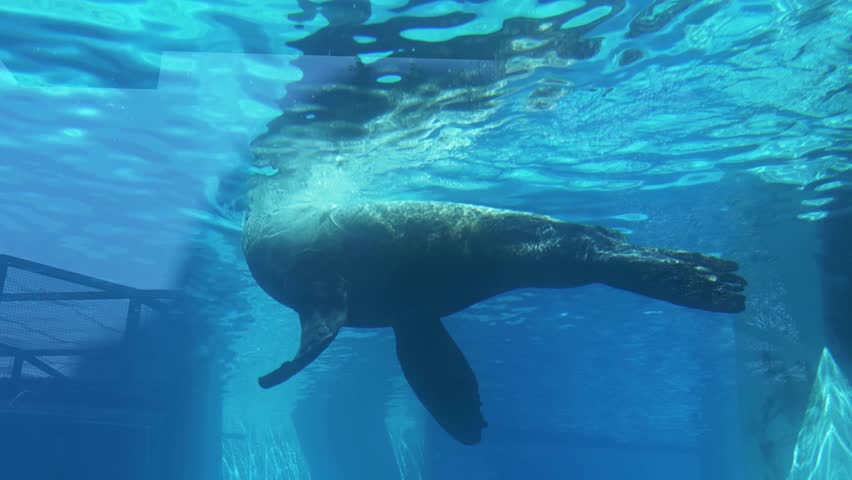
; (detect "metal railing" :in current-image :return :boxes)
[0,254,176,384]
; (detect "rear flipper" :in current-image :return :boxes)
[600,246,747,313]
[393,319,487,445]
[259,307,347,388]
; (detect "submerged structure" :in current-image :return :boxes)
[787,183,852,477]
[787,348,852,479]
[0,255,220,480]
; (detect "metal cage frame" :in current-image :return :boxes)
[0,254,176,385]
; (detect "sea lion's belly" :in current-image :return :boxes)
[335,236,516,326]
[340,258,509,327]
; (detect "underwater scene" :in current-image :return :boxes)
[0,0,849,479]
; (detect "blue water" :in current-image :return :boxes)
[0,1,850,479]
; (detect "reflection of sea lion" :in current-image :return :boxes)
[243,201,746,444]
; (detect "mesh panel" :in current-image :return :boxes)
[37,355,79,376]
[3,267,101,294]
[0,299,129,350]
[0,260,170,384]
[21,361,50,379]
[0,356,11,378]
[140,304,157,329]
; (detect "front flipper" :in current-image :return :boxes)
[393,319,487,445]
[258,307,347,389]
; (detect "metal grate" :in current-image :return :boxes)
[0,356,11,378]
[0,298,129,351]
[24,355,78,378]
[3,267,101,294]
[0,255,175,384]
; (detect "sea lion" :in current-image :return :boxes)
[242,201,746,444]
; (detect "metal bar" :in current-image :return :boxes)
[1,290,176,302]
[0,348,117,357]
[140,297,172,311]
[0,263,6,317]
[0,263,6,379]
[0,342,67,380]
[11,356,23,381]
[0,254,141,295]
[0,263,8,296]
[125,299,141,343]
[23,356,66,379]
[0,255,175,310]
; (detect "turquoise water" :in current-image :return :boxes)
[0,1,850,479]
